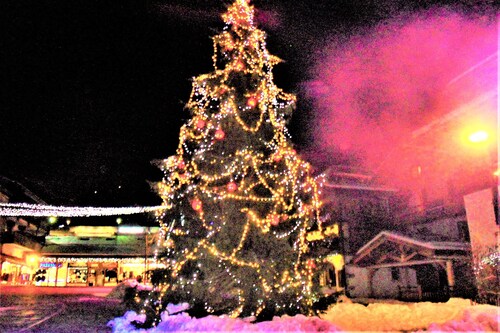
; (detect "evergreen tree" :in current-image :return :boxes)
[142,0,324,325]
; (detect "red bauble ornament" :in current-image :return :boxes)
[273,154,282,162]
[191,198,203,212]
[178,159,186,169]
[246,95,258,108]
[226,181,238,193]
[215,128,225,140]
[196,119,206,129]
[270,214,280,226]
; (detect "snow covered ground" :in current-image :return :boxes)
[108,298,499,332]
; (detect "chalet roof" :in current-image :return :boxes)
[353,231,471,269]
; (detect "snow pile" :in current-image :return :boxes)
[427,304,499,332]
[320,298,463,331]
[108,298,499,332]
[108,310,342,332]
[107,279,153,299]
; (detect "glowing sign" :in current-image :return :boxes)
[40,262,62,268]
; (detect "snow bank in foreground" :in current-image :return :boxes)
[320,298,498,332]
[108,298,499,332]
[108,311,341,332]
[426,304,499,332]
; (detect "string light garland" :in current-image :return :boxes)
[140,0,331,327]
[39,256,163,265]
[0,202,165,217]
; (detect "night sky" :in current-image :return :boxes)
[1,0,495,211]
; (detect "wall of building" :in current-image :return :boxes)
[407,216,465,241]
[345,265,370,298]
[346,265,418,299]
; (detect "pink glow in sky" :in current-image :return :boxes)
[306,10,497,184]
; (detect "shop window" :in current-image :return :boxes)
[105,268,118,283]
[67,266,88,284]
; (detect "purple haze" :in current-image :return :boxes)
[306,10,497,186]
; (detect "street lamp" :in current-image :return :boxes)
[466,129,498,224]
[468,130,489,143]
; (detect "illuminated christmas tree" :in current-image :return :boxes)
[142,0,323,325]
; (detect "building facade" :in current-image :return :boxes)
[0,176,49,284]
[344,52,498,302]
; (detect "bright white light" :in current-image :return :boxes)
[468,130,489,143]
[118,226,145,234]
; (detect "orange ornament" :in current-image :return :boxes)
[191,198,203,212]
[215,128,225,140]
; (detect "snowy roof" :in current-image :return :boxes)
[357,231,470,254]
[353,231,471,268]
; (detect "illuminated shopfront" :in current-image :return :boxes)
[35,257,162,287]
[37,225,160,286]
[1,177,50,285]
[0,239,41,285]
